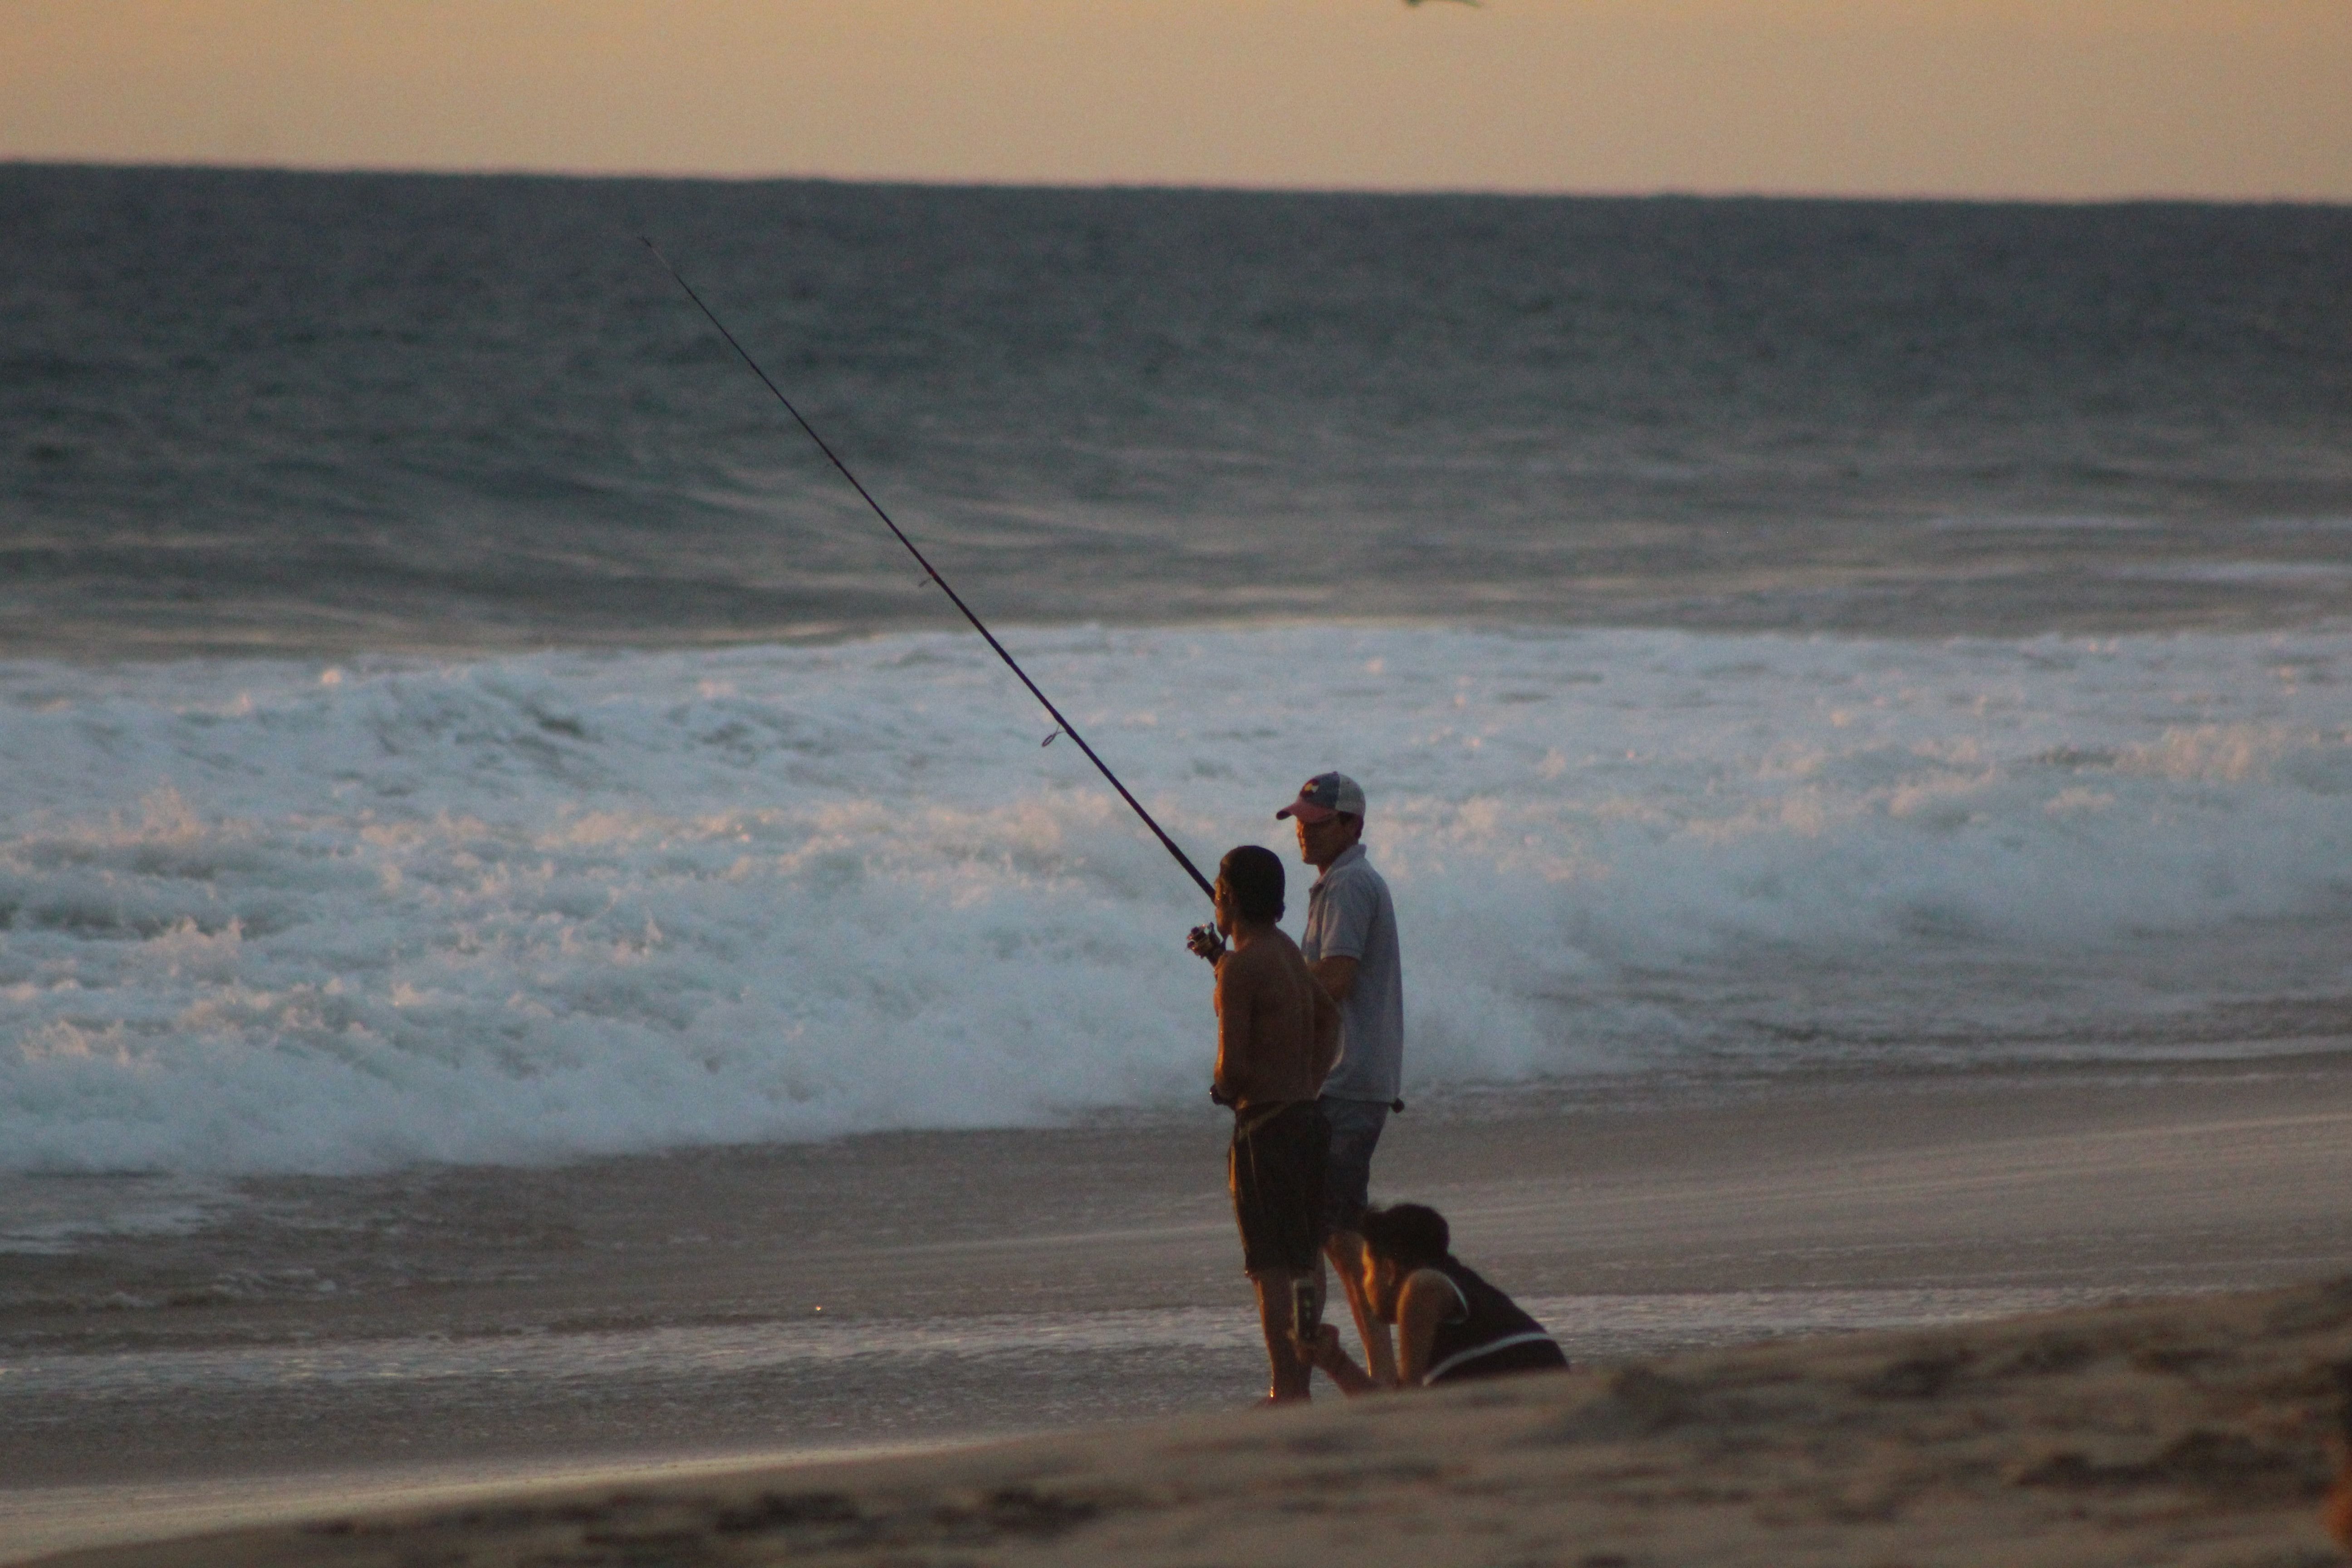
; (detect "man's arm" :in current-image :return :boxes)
[1309,953,1359,1004]
[1308,976,1341,1086]
[1308,872,1375,1002]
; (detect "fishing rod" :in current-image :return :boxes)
[641,238,1217,904]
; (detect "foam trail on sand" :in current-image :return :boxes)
[5,625,2351,1175]
[0,1289,2112,1401]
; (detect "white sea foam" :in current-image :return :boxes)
[5,625,2351,1175]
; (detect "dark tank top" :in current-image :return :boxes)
[1420,1257,1568,1385]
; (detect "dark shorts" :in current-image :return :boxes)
[1430,1337,1571,1385]
[1229,1100,1329,1277]
[1318,1095,1389,1236]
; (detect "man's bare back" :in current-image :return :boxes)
[1214,928,1339,1109]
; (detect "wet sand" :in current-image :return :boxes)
[8,1052,2352,1561]
[39,1277,2352,1568]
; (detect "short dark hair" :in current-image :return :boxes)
[1359,1202,1450,1269]
[1217,845,1285,924]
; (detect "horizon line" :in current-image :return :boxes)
[5,158,2347,210]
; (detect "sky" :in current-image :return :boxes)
[6,1,2349,200]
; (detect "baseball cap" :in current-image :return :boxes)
[1275,771,1366,823]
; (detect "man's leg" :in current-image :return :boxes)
[1251,1266,1313,1402]
[1324,1227,1396,1384]
[1317,1098,1396,1384]
[1234,1105,1323,1403]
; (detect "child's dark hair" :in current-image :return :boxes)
[1358,1202,1450,1269]
[1217,845,1285,924]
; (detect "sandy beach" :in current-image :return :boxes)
[34,1275,2352,1568]
[9,1050,2352,1563]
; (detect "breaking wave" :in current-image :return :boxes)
[6,623,2351,1174]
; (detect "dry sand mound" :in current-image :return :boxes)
[40,1278,2352,1568]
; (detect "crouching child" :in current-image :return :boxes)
[1303,1201,1568,1392]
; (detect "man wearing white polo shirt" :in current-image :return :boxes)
[1276,770,1406,1385]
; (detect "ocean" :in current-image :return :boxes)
[4,165,2351,1179]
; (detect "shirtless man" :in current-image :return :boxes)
[1189,844,1341,1402]
[1300,1202,1568,1392]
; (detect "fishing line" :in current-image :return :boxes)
[641,238,1217,903]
